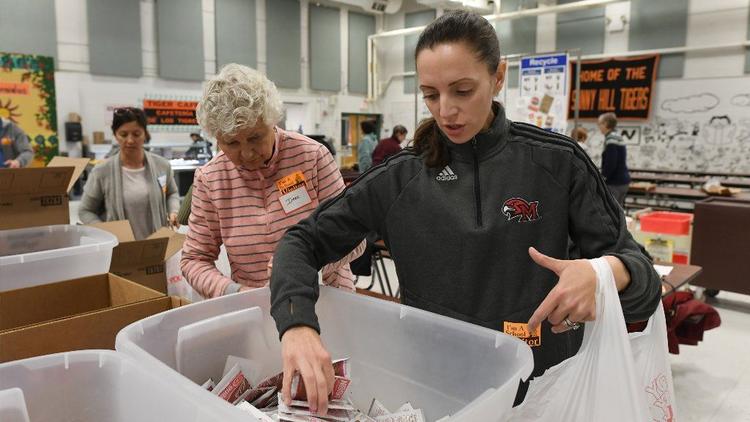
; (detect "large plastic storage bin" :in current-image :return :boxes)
[116,287,534,422]
[0,225,118,292]
[0,350,251,421]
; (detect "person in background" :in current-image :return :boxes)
[0,117,33,168]
[176,184,194,226]
[180,63,365,298]
[185,132,213,160]
[357,120,378,172]
[372,125,407,167]
[570,126,587,146]
[598,112,630,208]
[570,126,590,158]
[79,107,179,239]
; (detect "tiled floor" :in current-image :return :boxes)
[73,201,750,420]
[670,292,750,422]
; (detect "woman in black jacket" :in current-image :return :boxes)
[270,11,661,415]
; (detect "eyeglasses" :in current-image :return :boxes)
[113,107,145,118]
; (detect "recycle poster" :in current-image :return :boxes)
[517,53,569,134]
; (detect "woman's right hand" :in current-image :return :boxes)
[168,212,179,229]
[280,326,335,415]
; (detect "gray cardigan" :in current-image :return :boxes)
[0,118,33,167]
[79,151,180,231]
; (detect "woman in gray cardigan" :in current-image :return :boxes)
[79,107,179,239]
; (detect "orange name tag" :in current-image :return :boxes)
[503,322,541,347]
[276,171,307,195]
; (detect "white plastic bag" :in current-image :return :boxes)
[165,248,205,302]
[630,301,677,421]
[507,258,650,421]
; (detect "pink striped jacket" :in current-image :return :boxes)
[181,127,364,298]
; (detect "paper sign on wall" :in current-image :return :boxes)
[518,53,569,134]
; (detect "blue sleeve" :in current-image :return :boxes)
[358,138,373,170]
[600,144,618,181]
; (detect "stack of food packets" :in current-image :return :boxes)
[364,399,426,422]
[201,356,426,422]
[202,355,285,412]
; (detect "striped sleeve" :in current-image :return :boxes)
[313,145,363,290]
[321,240,365,291]
[180,167,234,298]
[313,146,343,199]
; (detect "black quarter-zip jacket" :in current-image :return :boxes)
[270,104,661,379]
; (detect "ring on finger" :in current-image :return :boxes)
[563,317,581,330]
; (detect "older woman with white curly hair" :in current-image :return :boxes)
[181,63,364,297]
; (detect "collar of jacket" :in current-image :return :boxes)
[237,126,283,180]
[605,132,626,146]
[439,101,510,163]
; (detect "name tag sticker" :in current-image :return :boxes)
[276,171,311,214]
[158,174,168,194]
[503,321,542,347]
[279,187,312,214]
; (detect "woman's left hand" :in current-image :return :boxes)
[168,212,179,229]
[527,247,597,334]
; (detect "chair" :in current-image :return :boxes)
[352,240,397,298]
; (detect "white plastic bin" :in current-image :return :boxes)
[0,350,252,421]
[0,225,118,292]
[116,287,534,422]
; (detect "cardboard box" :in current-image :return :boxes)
[148,226,187,261]
[68,112,82,123]
[0,273,188,363]
[93,131,106,144]
[0,157,89,230]
[90,221,186,294]
[0,273,161,332]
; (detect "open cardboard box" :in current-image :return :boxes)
[0,156,90,230]
[89,221,186,294]
[0,273,189,363]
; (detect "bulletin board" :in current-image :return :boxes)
[0,52,58,165]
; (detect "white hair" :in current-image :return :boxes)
[598,112,617,130]
[197,63,284,138]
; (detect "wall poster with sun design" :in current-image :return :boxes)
[0,52,58,166]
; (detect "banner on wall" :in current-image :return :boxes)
[568,55,659,120]
[517,53,570,134]
[143,99,199,127]
[0,52,58,165]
